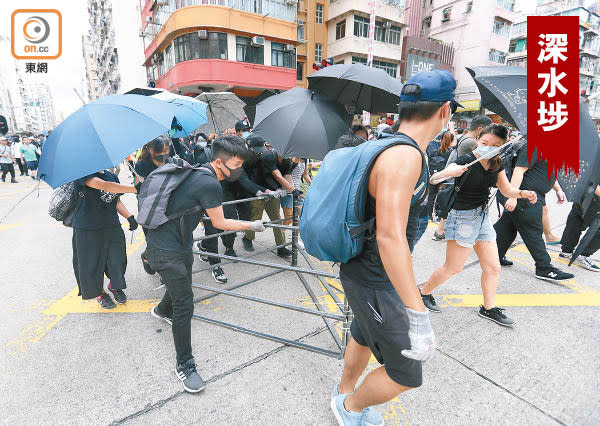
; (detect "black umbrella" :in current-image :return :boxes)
[0,115,7,135]
[124,87,164,96]
[252,88,350,160]
[195,92,245,134]
[242,90,278,126]
[307,63,403,113]
[466,66,527,134]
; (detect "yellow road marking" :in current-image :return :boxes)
[0,222,24,232]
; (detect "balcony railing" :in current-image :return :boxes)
[154,0,297,23]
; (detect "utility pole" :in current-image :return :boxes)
[362,0,377,126]
[73,87,86,106]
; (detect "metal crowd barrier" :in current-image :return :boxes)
[190,193,351,359]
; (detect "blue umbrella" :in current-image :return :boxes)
[38,94,179,188]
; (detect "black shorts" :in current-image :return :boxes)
[340,269,422,388]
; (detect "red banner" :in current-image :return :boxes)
[527,16,580,178]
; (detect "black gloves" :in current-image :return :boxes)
[127,215,138,231]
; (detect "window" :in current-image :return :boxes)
[336,20,346,40]
[388,25,402,45]
[165,44,174,69]
[511,21,526,37]
[509,38,526,53]
[488,48,507,64]
[316,4,323,24]
[354,15,369,38]
[236,36,264,64]
[492,19,510,38]
[315,43,322,63]
[157,52,165,76]
[496,0,514,11]
[441,7,451,22]
[298,20,305,41]
[352,56,397,77]
[173,32,227,63]
[297,62,303,80]
[272,42,296,68]
[374,21,386,42]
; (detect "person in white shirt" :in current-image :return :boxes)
[13,139,27,176]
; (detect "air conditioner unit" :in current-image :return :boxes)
[384,22,392,29]
[198,30,208,39]
[251,36,265,47]
[285,44,295,51]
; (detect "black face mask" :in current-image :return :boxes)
[153,154,169,165]
[221,163,243,182]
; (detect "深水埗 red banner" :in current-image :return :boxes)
[527,16,580,178]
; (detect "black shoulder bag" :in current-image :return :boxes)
[434,167,473,220]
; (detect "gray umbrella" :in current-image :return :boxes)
[194,92,246,134]
[307,63,403,113]
[252,88,350,160]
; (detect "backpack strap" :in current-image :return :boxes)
[165,166,216,221]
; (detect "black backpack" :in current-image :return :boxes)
[428,149,449,176]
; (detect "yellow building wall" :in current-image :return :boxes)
[296,0,329,88]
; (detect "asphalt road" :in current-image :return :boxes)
[1,172,599,426]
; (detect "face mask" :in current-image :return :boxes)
[241,131,250,139]
[221,163,243,182]
[476,145,496,157]
[198,141,207,148]
[153,154,169,164]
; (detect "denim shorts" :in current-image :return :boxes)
[445,207,496,248]
[280,194,304,208]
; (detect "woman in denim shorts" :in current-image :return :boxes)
[419,124,537,326]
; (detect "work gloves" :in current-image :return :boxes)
[250,220,266,232]
[127,215,138,231]
[401,308,436,362]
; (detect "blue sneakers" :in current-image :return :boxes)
[331,393,365,426]
[331,384,384,426]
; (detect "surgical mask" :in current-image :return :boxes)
[153,154,169,164]
[221,163,243,182]
[475,145,496,157]
[241,131,250,139]
[198,141,207,148]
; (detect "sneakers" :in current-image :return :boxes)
[331,384,383,426]
[96,292,116,309]
[421,293,441,313]
[10,179,17,183]
[224,247,237,257]
[478,306,515,327]
[432,232,445,241]
[141,253,155,275]
[108,282,127,304]
[212,266,228,284]
[560,252,600,272]
[175,359,206,393]
[499,256,513,266]
[331,394,365,426]
[151,306,173,326]
[535,266,575,282]
[193,241,209,262]
[277,247,293,259]
[241,236,254,252]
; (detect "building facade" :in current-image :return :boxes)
[141,0,299,99]
[82,35,101,101]
[296,0,329,87]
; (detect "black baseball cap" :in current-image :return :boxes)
[246,135,268,153]
[235,120,251,132]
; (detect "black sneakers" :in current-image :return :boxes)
[212,266,227,284]
[141,253,155,275]
[176,359,206,393]
[478,306,515,327]
[224,248,237,257]
[242,236,254,252]
[151,306,173,326]
[193,242,210,262]
[535,267,575,282]
[432,232,445,241]
[277,247,293,259]
[108,283,127,304]
[10,179,17,183]
[499,256,513,266]
[421,293,441,313]
[97,292,116,309]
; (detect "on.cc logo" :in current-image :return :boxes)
[23,16,50,44]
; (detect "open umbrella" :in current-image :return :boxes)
[38,94,178,188]
[0,115,7,135]
[195,92,246,134]
[242,90,277,126]
[124,87,208,138]
[466,66,527,134]
[252,88,349,160]
[307,63,403,113]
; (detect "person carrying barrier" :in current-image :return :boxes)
[143,135,267,394]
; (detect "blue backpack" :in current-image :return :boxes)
[300,134,427,263]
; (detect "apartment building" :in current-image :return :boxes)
[296,0,329,87]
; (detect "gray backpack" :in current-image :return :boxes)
[137,158,214,229]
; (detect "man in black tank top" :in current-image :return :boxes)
[331,70,462,426]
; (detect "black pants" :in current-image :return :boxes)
[146,248,194,366]
[495,201,552,271]
[1,163,15,180]
[426,183,440,220]
[561,202,600,257]
[202,218,224,265]
[15,158,27,175]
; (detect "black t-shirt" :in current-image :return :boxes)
[146,164,223,253]
[72,171,121,230]
[256,150,294,190]
[515,147,553,200]
[453,153,504,210]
